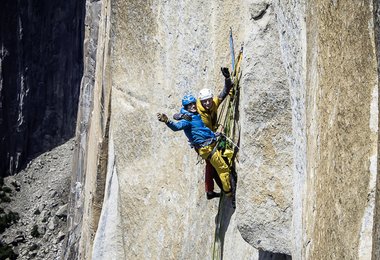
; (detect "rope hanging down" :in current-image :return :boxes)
[212,28,243,260]
[216,44,243,152]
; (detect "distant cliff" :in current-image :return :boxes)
[0,0,84,176]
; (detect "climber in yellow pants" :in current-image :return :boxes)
[197,142,231,195]
[172,67,233,199]
[157,94,232,195]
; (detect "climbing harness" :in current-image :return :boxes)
[220,133,240,151]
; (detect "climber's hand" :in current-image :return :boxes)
[157,113,169,123]
[221,67,230,78]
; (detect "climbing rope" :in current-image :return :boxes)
[212,29,243,260]
[216,45,243,152]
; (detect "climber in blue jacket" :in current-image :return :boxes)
[157,94,232,196]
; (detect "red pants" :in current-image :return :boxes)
[205,160,222,192]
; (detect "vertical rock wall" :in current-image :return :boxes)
[273,1,306,258]
[65,0,380,259]
[237,0,294,255]
[64,0,112,259]
[0,0,84,176]
[103,0,259,258]
[68,0,295,258]
[372,2,380,259]
[304,1,378,259]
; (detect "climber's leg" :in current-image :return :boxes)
[209,149,232,195]
[197,144,232,195]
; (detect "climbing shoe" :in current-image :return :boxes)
[206,191,221,200]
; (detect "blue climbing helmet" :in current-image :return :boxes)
[182,94,196,106]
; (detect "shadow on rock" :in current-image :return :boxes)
[213,195,235,259]
[259,250,292,260]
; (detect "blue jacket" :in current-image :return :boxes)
[166,108,215,146]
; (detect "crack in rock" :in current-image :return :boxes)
[251,4,270,21]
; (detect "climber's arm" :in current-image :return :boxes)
[218,67,233,102]
[166,119,191,131]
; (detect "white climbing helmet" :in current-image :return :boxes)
[199,88,213,100]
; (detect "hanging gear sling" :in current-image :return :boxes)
[212,28,243,260]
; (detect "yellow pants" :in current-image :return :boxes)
[198,143,231,194]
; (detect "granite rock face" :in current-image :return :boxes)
[65,0,380,259]
[237,1,293,254]
[0,0,84,176]
[65,0,294,259]
[373,3,380,259]
[304,1,379,259]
